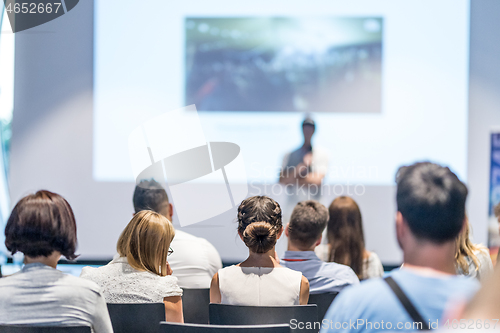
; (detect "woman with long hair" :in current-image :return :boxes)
[81,210,183,322]
[315,196,383,280]
[455,217,493,281]
[210,196,309,305]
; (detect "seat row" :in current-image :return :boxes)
[0,298,339,333]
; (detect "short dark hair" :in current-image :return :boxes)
[396,162,468,243]
[133,179,169,214]
[288,200,329,248]
[237,196,282,253]
[5,190,78,260]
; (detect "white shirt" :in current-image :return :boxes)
[0,263,112,333]
[218,265,302,306]
[456,248,494,282]
[167,230,223,288]
[362,252,384,279]
[80,257,183,303]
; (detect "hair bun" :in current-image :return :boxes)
[242,221,277,254]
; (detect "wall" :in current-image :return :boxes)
[468,0,500,245]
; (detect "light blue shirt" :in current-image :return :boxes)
[0,263,113,333]
[281,251,359,294]
[320,268,480,333]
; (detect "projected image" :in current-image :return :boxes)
[185,17,383,113]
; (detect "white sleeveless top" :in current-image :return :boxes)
[218,265,302,306]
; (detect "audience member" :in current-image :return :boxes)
[455,216,493,282]
[0,191,113,332]
[321,162,480,333]
[282,200,359,294]
[315,196,383,280]
[133,179,222,288]
[210,196,310,305]
[81,210,184,323]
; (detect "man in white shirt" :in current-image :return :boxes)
[133,180,222,288]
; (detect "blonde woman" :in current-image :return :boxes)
[80,210,183,322]
[456,217,493,282]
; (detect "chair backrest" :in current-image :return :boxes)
[209,304,318,333]
[107,303,165,333]
[182,288,210,324]
[307,292,338,321]
[160,322,290,333]
[0,326,91,333]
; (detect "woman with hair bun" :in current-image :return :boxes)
[210,196,309,305]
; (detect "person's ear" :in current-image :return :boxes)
[315,234,322,247]
[168,203,174,221]
[284,223,290,237]
[395,212,405,250]
[238,230,244,242]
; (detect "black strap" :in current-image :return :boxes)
[384,276,430,330]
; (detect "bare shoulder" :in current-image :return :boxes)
[301,275,310,287]
[211,272,219,285]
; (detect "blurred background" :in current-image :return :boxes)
[0,0,499,274]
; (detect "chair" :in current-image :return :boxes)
[307,292,338,321]
[160,322,290,333]
[107,303,165,333]
[209,304,318,333]
[182,288,210,324]
[0,326,90,333]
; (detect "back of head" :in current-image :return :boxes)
[327,196,365,277]
[396,162,468,243]
[133,179,169,215]
[5,190,77,260]
[117,210,175,276]
[237,196,282,254]
[288,200,329,249]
